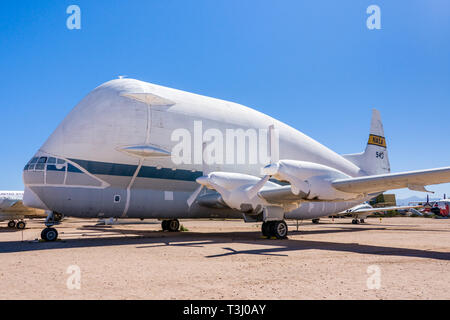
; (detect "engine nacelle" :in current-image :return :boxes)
[263,160,362,201]
[196,172,277,213]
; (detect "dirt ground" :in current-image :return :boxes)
[0,216,449,300]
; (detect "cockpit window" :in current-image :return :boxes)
[29,157,38,164]
[47,157,57,164]
[26,156,67,171]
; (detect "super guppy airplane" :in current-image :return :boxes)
[23,78,450,241]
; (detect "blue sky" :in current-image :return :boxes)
[1,0,449,200]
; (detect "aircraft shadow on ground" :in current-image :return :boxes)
[0,225,449,261]
[0,227,21,233]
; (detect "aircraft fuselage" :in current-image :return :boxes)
[23,79,371,221]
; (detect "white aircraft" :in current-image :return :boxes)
[339,202,423,224]
[0,191,46,229]
[22,78,450,241]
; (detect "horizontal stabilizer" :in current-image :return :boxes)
[332,167,450,194]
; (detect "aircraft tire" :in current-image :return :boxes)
[360,219,365,224]
[312,219,320,224]
[41,228,58,242]
[7,221,16,228]
[16,221,26,230]
[261,222,271,237]
[161,220,169,231]
[352,219,359,224]
[270,221,288,239]
[167,219,180,232]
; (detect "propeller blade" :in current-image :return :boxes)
[246,175,271,199]
[187,185,204,207]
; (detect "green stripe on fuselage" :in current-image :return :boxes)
[69,159,203,181]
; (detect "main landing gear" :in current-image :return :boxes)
[7,220,26,229]
[261,220,288,239]
[352,219,365,224]
[40,211,60,242]
[161,219,180,232]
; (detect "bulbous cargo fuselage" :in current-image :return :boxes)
[23,79,366,220]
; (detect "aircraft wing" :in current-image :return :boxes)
[331,167,450,194]
[8,201,29,212]
[1,200,46,217]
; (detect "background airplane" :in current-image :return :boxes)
[21,79,450,241]
[0,191,46,229]
[338,202,424,224]
[427,194,450,217]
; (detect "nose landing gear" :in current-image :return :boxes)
[40,211,60,241]
[41,227,58,241]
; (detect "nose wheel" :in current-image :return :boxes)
[261,220,288,239]
[40,211,60,241]
[41,227,58,241]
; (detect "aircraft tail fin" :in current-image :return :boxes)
[342,109,391,176]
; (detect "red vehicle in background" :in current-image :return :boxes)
[431,199,450,217]
[412,194,450,217]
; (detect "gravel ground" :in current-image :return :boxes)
[0,217,449,300]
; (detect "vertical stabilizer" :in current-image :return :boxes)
[342,109,391,176]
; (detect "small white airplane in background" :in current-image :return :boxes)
[338,202,423,224]
[0,191,47,229]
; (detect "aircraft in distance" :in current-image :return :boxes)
[408,194,450,217]
[338,202,423,224]
[429,196,450,217]
[22,78,450,241]
[0,191,46,229]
